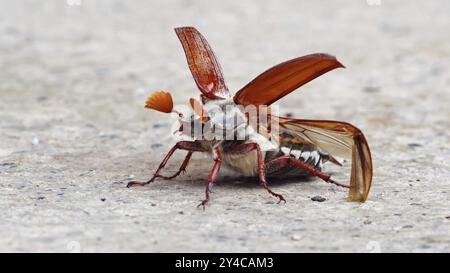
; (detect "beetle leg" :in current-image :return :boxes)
[127,141,206,187]
[197,148,222,210]
[226,143,286,204]
[254,144,286,204]
[154,151,193,180]
[265,156,350,188]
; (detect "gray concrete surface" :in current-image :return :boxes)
[1,0,449,252]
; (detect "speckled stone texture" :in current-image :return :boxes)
[1,0,449,252]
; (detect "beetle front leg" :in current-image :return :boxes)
[153,151,193,180]
[127,141,206,188]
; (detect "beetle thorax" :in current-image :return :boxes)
[203,98,247,134]
[203,99,278,152]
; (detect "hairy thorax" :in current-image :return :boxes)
[219,141,260,176]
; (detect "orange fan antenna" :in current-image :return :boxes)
[145,91,174,113]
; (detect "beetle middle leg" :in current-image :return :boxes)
[127,141,206,187]
[197,148,222,210]
[226,142,286,204]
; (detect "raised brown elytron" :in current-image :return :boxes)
[127,26,373,208]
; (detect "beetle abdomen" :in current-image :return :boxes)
[265,144,323,176]
[221,149,260,176]
[218,140,259,176]
[219,140,324,177]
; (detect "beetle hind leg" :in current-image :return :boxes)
[265,155,350,189]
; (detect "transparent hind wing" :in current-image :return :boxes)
[276,116,373,202]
